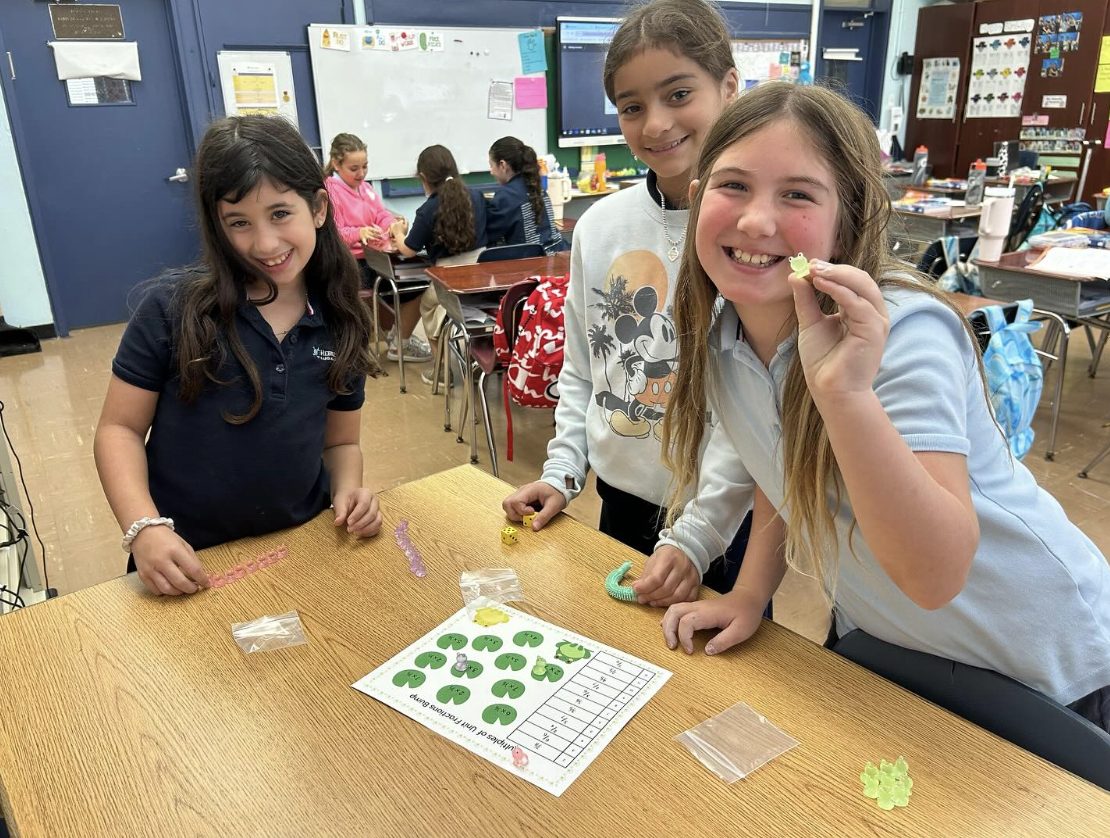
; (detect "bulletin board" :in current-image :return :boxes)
[732,39,809,85]
[216,51,299,124]
[307,24,549,179]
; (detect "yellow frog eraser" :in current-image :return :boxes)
[788,252,810,280]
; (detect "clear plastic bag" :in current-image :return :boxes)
[675,700,799,782]
[460,568,525,617]
[231,611,308,654]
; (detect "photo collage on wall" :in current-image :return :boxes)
[966,30,1031,119]
[1035,11,1082,78]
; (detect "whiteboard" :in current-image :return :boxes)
[308,24,548,180]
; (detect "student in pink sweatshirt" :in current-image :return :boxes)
[325,133,430,363]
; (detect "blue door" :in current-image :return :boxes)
[817,8,890,123]
[0,0,198,332]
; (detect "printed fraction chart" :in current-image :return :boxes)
[352,604,671,796]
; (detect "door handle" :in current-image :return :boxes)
[167,167,189,183]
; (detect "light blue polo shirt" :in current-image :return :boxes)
[710,287,1110,705]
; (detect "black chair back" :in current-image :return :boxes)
[478,243,545,263]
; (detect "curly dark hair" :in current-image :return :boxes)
[417,144,476,255]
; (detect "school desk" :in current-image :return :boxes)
[889,204,983,265]
[0,466,1107,837]
[427,253,570,465]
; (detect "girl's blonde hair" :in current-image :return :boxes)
[603,0,735,103]
[663,82,982,600]
[324,132,366,177]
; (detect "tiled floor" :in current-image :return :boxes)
[1,319,1108,646]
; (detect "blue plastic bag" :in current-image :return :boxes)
[981,300,1043,460]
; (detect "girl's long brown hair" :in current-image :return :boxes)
[663,83,984,600]
[171,115,375,424]
[489,136,544,221]
[417,144,476,255]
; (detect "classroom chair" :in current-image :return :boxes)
[917,236,977,281]
[830,629,1110,791]
[1005,182,1044,253]
[477,243,545,263]
[465,278,541,477]
[361,249,432,394]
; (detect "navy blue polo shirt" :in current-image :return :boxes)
[404,187,488,262]
[112,281,365,551]
[486,174,562,251]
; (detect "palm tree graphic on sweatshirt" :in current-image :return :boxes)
[586,251,676,440]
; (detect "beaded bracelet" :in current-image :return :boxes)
[605,560,637,602]
[394,520,427,578]
[208,546,287,589]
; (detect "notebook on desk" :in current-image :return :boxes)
[1028,247,1110,280]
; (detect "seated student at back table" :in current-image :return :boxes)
[94,115,383,597]
[486,136,569,254]
[391,144,488,265]
[324,132,431,364]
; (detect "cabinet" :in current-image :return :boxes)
[906,0,1107,184]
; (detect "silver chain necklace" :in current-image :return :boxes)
[659,189,685,262]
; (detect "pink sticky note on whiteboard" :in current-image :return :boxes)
[514,76,547,110]
[1105,119,1110,147]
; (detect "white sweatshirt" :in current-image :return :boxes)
[540,181,751,576]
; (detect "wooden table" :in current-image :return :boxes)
[1,467,1107,836]
[427,252,570,467]
[425,252,570,294]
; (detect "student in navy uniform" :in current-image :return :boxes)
[95,115,382,597]
[486,136,569,254]
[391,144,488,263]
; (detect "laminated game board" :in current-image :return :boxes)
[353,604,671,796]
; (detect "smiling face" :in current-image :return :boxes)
[612,47,737,203]
[694,118,839,315]
[334,149,368,191]
[218,177,326,292]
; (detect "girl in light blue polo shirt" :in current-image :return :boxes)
[658,82,1110,731]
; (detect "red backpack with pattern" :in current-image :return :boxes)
[492,274,569,459]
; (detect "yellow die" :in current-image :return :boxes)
[500,526,519,545]
[522,512,537,529]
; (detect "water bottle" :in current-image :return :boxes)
[911,145,929,187]
[966,159,987,207]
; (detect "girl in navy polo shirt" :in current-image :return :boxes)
[486,136,568,254]
[95,115,382,597]
[391,145,487,264]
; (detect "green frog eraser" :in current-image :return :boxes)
[788,252,810,281]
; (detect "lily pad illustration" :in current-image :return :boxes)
[437,633,467,651]
[436,684,471,705]
[414,651,447,669]
[482,703,518,725]
[495,653,526,671]
[450,660,484,679]
[472,634,504,652]
[391,669,426,688]
[512,630,543,648]
[491,679,526,700]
